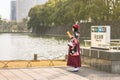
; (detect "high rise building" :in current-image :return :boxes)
[16,0,47,22]
[11,0,16,21]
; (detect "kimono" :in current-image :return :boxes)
[67,38,81,68]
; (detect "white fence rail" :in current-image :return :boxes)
[84,39,120,50]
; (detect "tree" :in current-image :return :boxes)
[28,5,43,29]
[110,0,120,21]
[88,0,120,21]
[27,0,120,32]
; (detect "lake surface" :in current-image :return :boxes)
[0,33,68,60]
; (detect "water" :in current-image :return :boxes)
[0,33,68,60]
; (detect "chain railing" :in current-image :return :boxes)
[0,53,65,68]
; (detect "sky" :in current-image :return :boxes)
[0,0,11,20]
[0,0,48,21]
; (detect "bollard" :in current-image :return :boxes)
[34,54,37,61]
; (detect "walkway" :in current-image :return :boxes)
[0,66,120,80]
[61,66,120,80]
[0,67,87,80]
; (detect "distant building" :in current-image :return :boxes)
[16,0,47,22]
[11,0,16,21]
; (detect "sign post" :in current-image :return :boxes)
[91,26,110,49]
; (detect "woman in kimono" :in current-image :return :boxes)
[67,23,81,72]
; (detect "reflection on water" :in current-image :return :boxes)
[0,33,68,60]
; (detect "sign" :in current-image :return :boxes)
[91,26,110,49]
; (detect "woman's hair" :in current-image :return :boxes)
[73,24,79,32]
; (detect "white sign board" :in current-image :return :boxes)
[91,26,110,49]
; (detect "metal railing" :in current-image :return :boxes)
[84,39,120,50]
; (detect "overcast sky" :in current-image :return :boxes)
[0,0,48,20]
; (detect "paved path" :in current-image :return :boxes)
[0,67,88,80]
[0,66,120,80]
[61,66,120,80]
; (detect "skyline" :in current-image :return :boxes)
[0,0,48,21]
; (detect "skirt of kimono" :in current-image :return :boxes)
[67,51,81,67]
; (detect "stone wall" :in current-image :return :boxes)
[33,21,120,39]
[81,48,120,73]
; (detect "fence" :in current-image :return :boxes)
[0,53,66,68]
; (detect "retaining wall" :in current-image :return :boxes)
[81,48,120,73]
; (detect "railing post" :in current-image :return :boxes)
[34,54,37,61]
